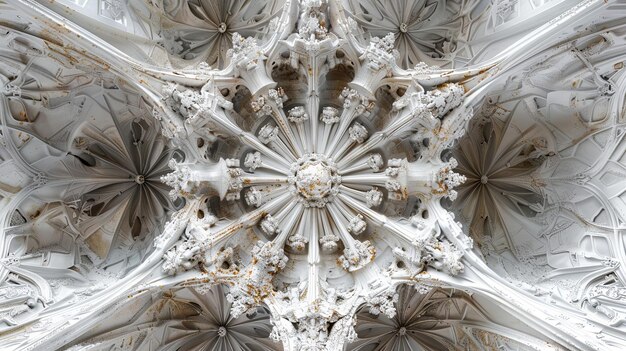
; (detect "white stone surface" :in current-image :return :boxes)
[0,0,624,350]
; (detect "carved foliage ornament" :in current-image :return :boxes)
[1,0,625,350]
[157,1,470,348]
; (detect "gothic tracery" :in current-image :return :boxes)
[1,0,626,350]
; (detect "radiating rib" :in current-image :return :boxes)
[208,109,292,170]
[324,104,362,156]
[271,106,303,157]
[207,190,291,247]
[337,109,416,168]
[307,209,320,264]
[240,172,290,185]
[326,203,358,250]
[307,92,320,153]
[341,173,391,187]
[339,154,382,175]
[272,203,305,248]
[337,191,417,246]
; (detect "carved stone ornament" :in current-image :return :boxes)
[0,0,625,350]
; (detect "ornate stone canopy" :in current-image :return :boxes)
[0,0,625,350]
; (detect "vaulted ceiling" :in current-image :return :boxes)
[0,0,625,350]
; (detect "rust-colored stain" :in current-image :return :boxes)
[217,223,243,238]
[29,209,41,219]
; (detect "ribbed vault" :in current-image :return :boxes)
[0,0,626,350]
